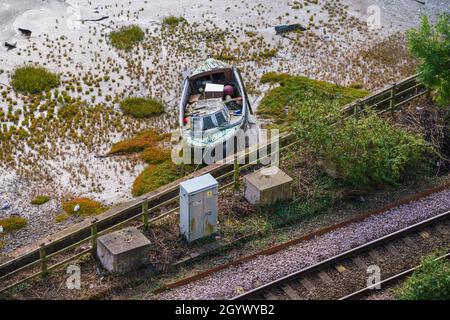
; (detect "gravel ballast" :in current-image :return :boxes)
[156,189,450,300]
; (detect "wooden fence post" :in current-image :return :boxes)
[390,83,397,117]
[353,99,361,116]
[39,243,48,277]
[142,201,149,232]
[234,157,240,190]
[90,218,98,253]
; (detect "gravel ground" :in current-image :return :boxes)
[156,189,450,300]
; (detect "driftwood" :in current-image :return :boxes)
[275,23,306,35]
[4,42,17,50]
[18,28,32,37]
[79,16,109,22]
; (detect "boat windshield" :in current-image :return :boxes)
[190,108,230,133]
[203,116,215,130]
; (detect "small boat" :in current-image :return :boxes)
[179,58,252,153]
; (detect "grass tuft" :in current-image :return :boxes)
[162,16,186,27]
[54,212,70,223]
[120,97,164,118]
[108,130,167,155]
[109,25,145,50]
[31,195,50,205]
[140,145,171,164]
[131,162,193,197]
[62,198,106,216]
[0,216,28,232]
[11,65,60,94]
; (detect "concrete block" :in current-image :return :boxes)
[244,166,293,206]
[97,227,151,274]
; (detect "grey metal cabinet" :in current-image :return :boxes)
[179,174,218,242]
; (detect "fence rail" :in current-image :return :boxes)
[0,73,427,294]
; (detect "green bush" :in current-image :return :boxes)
[0,216,28,232]
[395,254,450,300]
[31,195,50,205]
[295,101,428,187]
[407,14,450,106]
[11,66,60,94]
[109,25,145,50]
[120,97,164,118]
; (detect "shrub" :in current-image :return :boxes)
[162,16,186,27]
[11,66,60,94]
[394,254,450,300]
[120,97,164,118]
[0,216,28,232]
[295,101,428,188]
[407,14,450,106]
[31,195,50,205]
[109,25,145,50]
[62,198,105,216]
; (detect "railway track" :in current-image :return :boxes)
[231,210,450,300]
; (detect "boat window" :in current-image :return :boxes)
[215,111,226,126]
[192,117,202,131]
[203,116,215,130]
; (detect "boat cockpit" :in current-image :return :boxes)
[181,63,245,134]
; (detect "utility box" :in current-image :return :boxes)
[97,227,151,274]
[179,174,218,243]
[244,166,293,206]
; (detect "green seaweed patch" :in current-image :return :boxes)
[11,65,60,94]
[0,216,28,233]
[109,25,145,50]
[62,198,106,216]
[120,97,164,118]
[31,195,50,205]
